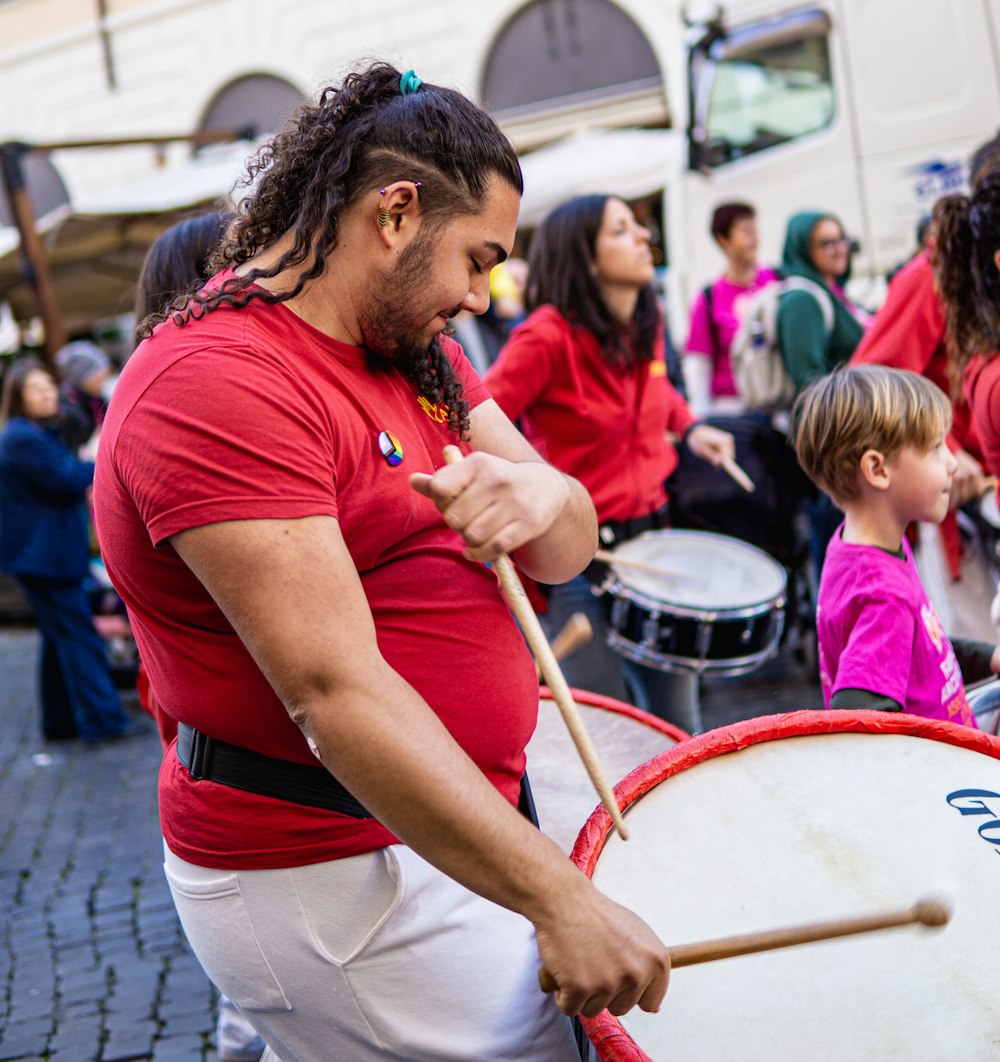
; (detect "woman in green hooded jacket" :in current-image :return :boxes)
[777,211,870,391]
[779,211,870,573]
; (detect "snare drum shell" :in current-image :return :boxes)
[575,711,1000,1061]
[601,531,787,676]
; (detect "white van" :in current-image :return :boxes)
[665,0,1000,321]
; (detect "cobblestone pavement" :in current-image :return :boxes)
[0,628,220,1062]
[0,622,821,1062]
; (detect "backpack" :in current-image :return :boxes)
[729,276,835,413]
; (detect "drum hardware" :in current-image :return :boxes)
[443,447,629,838]
[965,677,1000,736]
[695,621,713,659]
[539,896,949,993]
[640,612,662,647]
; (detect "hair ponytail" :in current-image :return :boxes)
[934,170,1000,379]
[140,61,522,335]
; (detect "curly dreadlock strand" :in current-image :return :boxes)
[934,167,1000,382]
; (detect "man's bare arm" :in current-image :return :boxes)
[171,514,667,1018]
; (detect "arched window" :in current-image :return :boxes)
[197,73,305,146]
[482,0,666,147]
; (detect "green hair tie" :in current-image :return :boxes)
[399,69,423,95]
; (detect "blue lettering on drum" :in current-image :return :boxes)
[945,789,1000,854]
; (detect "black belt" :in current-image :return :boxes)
[598,502,670,548]
[175,723,372,818]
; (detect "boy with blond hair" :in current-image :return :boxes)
[790,364,998,725]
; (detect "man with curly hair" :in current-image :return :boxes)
[94,63,669,1060]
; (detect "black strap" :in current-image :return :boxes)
[703,283,720,363]
[175,723,373,818]
[597,502,671,549]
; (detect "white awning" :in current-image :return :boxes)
[517,127,684,228]
[0,139,265,327]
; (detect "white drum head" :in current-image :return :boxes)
[525,689,684,854]
[579,712,1000,1060]
[608,530,786,610]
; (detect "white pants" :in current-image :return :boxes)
[163,842,580,1061]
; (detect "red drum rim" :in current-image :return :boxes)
[573,709,1000,1061]
[539,686,691,745]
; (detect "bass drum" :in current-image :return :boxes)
[525,688,686,855]
[573,710,1000,1060]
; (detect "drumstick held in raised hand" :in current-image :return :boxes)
[443,448,629,840]
[537,612,593,678]
[538,897,949,993]
[721,455,755,493]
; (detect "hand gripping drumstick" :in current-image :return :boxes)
[443,448,629,839]
[538,898,950,993]
[537,611,593,679]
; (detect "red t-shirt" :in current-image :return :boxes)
[484,305,696,525]
[965,354,1000,481]
[94,287,538,869]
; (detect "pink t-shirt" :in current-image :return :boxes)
[684,268,780,396]
[817,526,977,727]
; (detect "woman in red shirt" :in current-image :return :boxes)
[485,194,733,733]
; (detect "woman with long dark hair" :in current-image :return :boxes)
[0,359,135,742]
[485,194,734,733]
[935,170,1000,490]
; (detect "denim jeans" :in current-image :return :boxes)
[17,576,130,741]
[541,575,702,735]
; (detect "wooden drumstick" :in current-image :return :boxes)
[721,455,755,493]
[443,448,629,840]
[538,897,949,993]
[537,611,593,678]
[594,549,701,587]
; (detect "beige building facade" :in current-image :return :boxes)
[0,0,675,204]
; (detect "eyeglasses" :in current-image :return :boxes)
[814,236,849,251]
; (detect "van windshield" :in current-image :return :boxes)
[693,10,834,167]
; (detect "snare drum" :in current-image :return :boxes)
[574,711,1000,1060]
[602,529,786,675]
[525,688,686,854]
[967,677,1000,736]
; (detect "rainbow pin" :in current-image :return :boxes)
[378,430,403,466]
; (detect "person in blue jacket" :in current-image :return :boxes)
[0,359,136,742]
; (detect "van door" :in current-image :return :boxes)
[846,0,1000,274]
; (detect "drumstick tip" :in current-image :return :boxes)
[913,897,951,928]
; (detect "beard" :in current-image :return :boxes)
[357,226,461,379]
[355,225,470,436]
